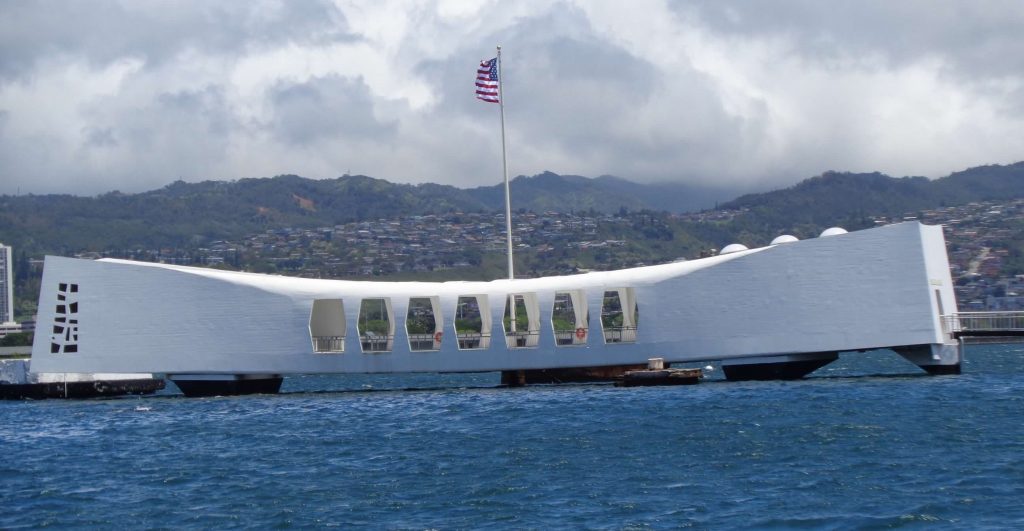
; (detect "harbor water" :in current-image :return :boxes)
[2,344,1023,528]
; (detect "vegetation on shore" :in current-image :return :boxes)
[3,162,1024,320]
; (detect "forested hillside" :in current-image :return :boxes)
[0,172,735,254]
[2,163,1022,257]
[720,162,1024,237]
[3,161,1024,321]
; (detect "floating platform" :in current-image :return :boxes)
[0,359,165,400]
[0,378,165,400]
[501,364,648,385]
[616,368,703,387]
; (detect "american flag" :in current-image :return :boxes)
[476,57,499,103]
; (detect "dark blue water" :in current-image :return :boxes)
[2,345,1023,529]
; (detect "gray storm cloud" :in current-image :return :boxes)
[0,0,1022,195]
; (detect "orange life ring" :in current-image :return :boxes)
[434,331,443,343]
[575,327,587,340]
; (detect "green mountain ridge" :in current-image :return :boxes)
[719,162,1024,237]
[0,172,735,252]
[3,161,1024,321]
[1,162,1023,256]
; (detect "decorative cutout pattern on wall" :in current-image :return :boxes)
[51,283,79,354]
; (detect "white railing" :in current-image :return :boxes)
[312,335,345,353]
[603,326,638,344]
[553,329,588,346]
[360,334,394,353]
[456,332,491,350]
[505,330,540,349]
[408,333,440,351]
[942,312,1024,337]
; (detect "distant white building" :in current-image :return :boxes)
[0,243,14,325]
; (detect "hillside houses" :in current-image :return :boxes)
[195,211,612,278]
[877,199,1024,310]
[78,198,1024,311]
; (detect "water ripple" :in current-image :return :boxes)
[2,347,1024,528]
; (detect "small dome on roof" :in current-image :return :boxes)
[770,235,799,245]
[820,227,848,237]
[720,243,749,255]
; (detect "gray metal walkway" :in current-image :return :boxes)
[943,312,1024,339]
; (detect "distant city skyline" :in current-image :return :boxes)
[2,1,1023,196]
[0,243,13,324]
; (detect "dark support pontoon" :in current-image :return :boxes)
[721,352,839,381]
[168,374,283,397]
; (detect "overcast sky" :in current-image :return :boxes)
[1,0,1022,195]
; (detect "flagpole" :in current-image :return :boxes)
[497,45,514,282]
[497,45,516,336]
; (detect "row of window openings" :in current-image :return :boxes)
[309,289,639,354]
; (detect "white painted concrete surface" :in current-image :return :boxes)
[28,222,957,375]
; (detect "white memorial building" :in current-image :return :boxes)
[28,222,961,396]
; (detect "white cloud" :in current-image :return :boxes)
[1,0,1022,195]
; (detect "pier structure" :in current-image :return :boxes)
[942,312,1024,339]
[27,222,961,396]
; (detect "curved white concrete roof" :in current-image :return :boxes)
[771,235,799,245]
[98,245,764,299]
